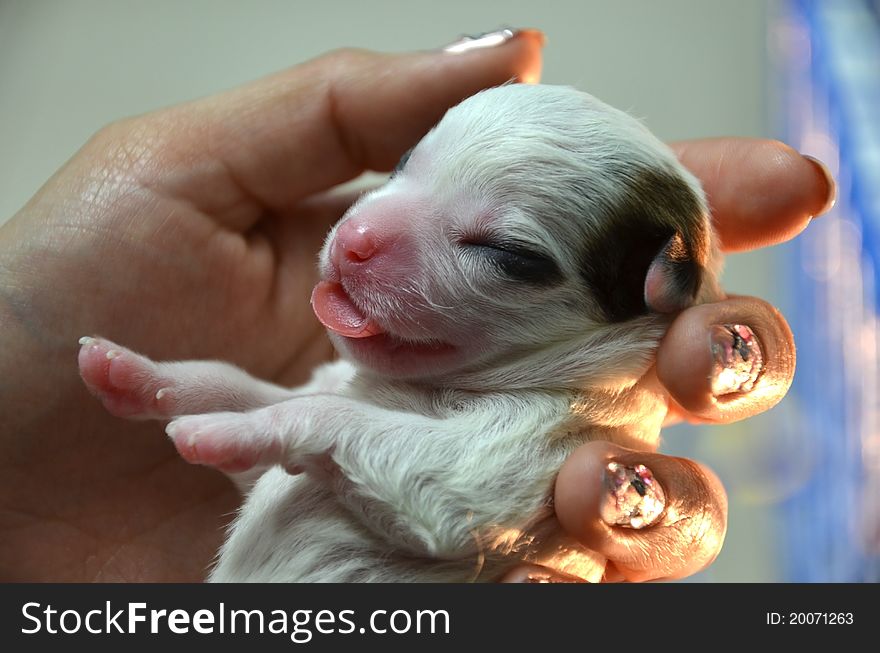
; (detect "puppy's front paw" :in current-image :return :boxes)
[166,412,280,474]
[78,336,174,419]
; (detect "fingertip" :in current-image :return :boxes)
[555,443,728,581]
[671,138,837,252]
[555,442,672,554]
[503,28,545,84]
[656,296,796,423]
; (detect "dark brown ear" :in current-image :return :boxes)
[643,232,701,314]
[580,225,703,322]
[578,167,708,322]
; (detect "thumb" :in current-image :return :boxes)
[97,29,544,229]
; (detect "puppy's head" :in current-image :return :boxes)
[312,84,720,384]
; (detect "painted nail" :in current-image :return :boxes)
[709,324,763,396]
[443,28,520,54]
[801,154,837,217]
[600,462,665,529]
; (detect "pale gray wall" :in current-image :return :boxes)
[0,0,781,581]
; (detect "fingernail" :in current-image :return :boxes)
[709,324,763,396]
[600,462,665,529]
[443,28,536,54]
[78,336,96,346]
[801,154,837,217]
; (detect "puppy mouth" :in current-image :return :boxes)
[311,281,386,338]
[310,280,458,361]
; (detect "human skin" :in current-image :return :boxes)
[0,30,834,582]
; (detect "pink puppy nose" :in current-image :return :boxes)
[332,219,379,270]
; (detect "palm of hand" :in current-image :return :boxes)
[1,134,339,580]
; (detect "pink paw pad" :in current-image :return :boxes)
[166,415,263,474]
[77,336,173,419]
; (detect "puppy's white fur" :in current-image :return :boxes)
[88,84,724,582]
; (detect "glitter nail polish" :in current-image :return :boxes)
[710,324,763,396]
[600,462,665,529]
[443,28,518,53]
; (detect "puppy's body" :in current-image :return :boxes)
[208,363,665,582]
[79,84,723,582]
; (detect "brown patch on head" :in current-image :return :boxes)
[578,167,708,322]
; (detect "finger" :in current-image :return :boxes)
[671,138,836,253]
[655,295,795,424]
[118,30,544,229]
[555,442,728,582]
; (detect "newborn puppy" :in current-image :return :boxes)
[79,84,723,582]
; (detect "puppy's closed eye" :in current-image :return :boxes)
[461,240,563,285]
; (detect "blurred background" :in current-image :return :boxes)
[1,0,876,581]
